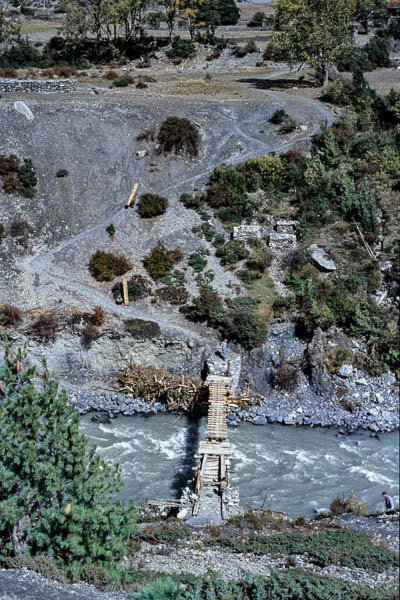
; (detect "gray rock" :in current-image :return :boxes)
[307,244,336,271]
[254,416,267,425]
[284,416,295,425]
[356,378,368,386]
[339,364,353,378]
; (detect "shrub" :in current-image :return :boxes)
[106,223,115,237]
[82,323,100,346]
[223,296,268,349]
[167,38,195,59]
[92,306,106,326]
[216,240,249,266]
[112,275,152,302]
[279,116,297,134]
[0,66,17,77]
[0,39,49,68]
[195,31,227,50]
[246,247,273,273]
[330,491,368,516]
[17,159,37,197]
[270,361,299,392]
[0,223,5,244]
[123,318,161,339]
[137,193,168,218]
[103,69,119,80]
[1,304,22,326]
[51,63,76,78]
[89,250,132,282]
[0,339,137,571]
[136,81,147,89]
[248,11,265,27]
[56,169,69,178]
[269,109,287,125]
[9,219,33,243]
[0,155,37,197]
[30,312,59,340]
[322,79,353,106]
[180,192,204,209]
[143,244,183,281]
[157,117,200,157]
[188,248,209,272]
[186,286,225,325]
[156,285,188,305]
[112,77,132,87]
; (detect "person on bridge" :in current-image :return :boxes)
[220,339,228,361]
[382,492,395,513]
[220,477,228,502]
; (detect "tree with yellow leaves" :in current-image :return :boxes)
[270,0,356,87]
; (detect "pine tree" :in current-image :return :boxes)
[0,338,136,575]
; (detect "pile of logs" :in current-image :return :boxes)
[118,363,203,411]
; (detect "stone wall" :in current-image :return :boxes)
[0,78,77,93]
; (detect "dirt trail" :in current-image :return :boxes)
[19,83,331,334]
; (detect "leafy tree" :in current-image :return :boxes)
[354,0,388,33]
[62,0,154,44]
[0,338,137,574]
[271,0,356,87]
[0,9,20,44]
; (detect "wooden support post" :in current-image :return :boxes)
[125,182,138,208]
[122,277,129,305]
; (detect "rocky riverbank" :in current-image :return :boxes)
[0,511,398,599]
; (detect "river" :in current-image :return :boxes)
[81,414,399,517]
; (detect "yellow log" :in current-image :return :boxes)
[125,182,138,208]
[122,277,129,305]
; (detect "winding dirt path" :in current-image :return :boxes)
[21,81,333,335]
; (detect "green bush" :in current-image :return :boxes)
[188,248,209,272]
[143,244,183,281]
[248,11,265,27]
[269,109,287,125]
[157,117,200,157]
[167,38,195,59]
[106,224,115,237]
[123,318,161,339]
[112,275,152,302]
[0,39,49,68]
[112,78,132,87]
[180,192,204,209]
[0,339,137,574]
[223,296,268,349]
[210,529,398,571]
[184,286,225,325]
[129,569,390,600]
[137,193,168,218]
[89,250,132,281]
[156,285,188,305]
[216,240,249,266]
[0,154,37,197]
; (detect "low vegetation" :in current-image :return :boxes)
[129,569,393,600]
[0,304,22,327]
[209,529,398,571]
[0,154,37,198]
[89,250,132,282]
[112,275,152,302]
[143,244,183,281]
[137,193,168,218]
[123,318,161,339]
[29,312,59,340]
[157,117,200,157]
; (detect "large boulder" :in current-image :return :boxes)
[308,244,336,271]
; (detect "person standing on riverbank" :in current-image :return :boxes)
[382,492,394,513]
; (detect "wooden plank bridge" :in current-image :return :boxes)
[193,374,234,516]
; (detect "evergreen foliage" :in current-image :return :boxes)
[0,338,137,575]
[137,193,168,219]
[130,568,392,600]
